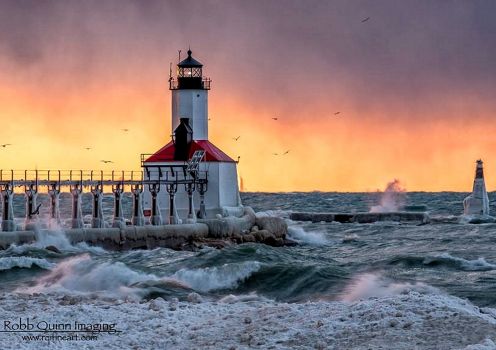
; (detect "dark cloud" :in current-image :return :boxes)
[0,0,494,119]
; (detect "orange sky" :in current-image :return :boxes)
[0,1,495,192]
[0,79,494,192]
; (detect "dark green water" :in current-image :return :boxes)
[1,192,496,308]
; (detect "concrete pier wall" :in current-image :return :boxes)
[0,231,37,248]
[0,207,290,250]
[290,211,430,224]
[66,224,209,250]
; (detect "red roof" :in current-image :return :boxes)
[144,140,235,163]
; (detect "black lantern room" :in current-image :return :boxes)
[171,49,211,90]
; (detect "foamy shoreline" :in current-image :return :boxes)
[0,291,495,350]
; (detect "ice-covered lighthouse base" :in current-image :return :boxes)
[143,140,242,221]
[142,161,242,220]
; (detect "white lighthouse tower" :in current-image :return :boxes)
[142,49,242,221]
[463,159,490,216]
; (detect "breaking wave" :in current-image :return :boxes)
[0,257,54,271]
[19,254,261,298]
[21,254,158,298]
[171,261,262,292]
[6,224,107,255]
[370,179,406,213]
[288,226,328,245]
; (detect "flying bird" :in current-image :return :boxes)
[272,117,278,121]
[282,150,290,155]
[273,153,279,156]
[361,17,370,23]
[84,147,92,151]
[100,160,114,164]
[334,112,341,115]
[233,136,240,141]
[1,144,11,148]
[121,128,129,132]
[30,203,42,216]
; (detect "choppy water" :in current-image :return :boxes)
[1,192,496,309]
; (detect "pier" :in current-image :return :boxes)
[0,165,290,250]
[289,211,430,224]
[0,155,208,232]
[0,206,290,251]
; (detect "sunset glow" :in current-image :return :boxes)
[1,1,494,192]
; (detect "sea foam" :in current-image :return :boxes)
[288,226,328,245]
[339,272,437,302]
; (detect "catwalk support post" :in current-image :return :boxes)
[1,181,15,232]
[185,182,196,223]
[197,182,207,219]
[149,183,162,225]
[48,183,61,228]
[24,170,39,230]
[112,172,125,228]
[70,171,84,229]
[166,183,179,224]
[131,184,145,226]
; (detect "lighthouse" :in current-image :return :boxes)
[142,49,242,221]
[463,159,490,216]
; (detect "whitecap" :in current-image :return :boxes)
[0,256,55,271]
[287,226,328,245]
[171,261,262,292]
[425,253,496,271]
[20,254,157,299]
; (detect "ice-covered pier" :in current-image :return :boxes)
[0,166,207,232]
[0,168,289,250]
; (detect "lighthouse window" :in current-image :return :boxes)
[178,68,193,77]
[178,67,202,78]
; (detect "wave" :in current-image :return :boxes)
[171,261,262,292]
[20,254,158,298]
[288,226,328,245]
[4,221,107,255]
[425,253,496,271]
[342,233,359,243]
[339,272,437,302]
[389,253,496,271]
[20,254,261,298]
[0,257,54,271]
